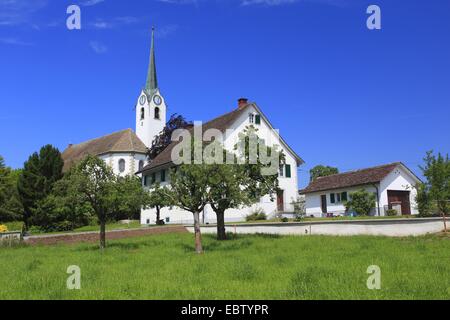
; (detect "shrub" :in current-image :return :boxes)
[281,217,289,223]
[291,196,306,221]
[246,208,267,221]
[386,209,398,216]
[345,189,376,216]
[0,225,8,233]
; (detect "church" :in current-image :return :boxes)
[62,29,304,225]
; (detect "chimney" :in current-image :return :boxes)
[237,98,248,109]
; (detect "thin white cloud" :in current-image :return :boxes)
[0,37,33,46]
[92,20,113,29]
[115,16,139,24]
[89,41,108,54]
[241,0,297,6]
[157,0,198,5]
[90,16,140,29]
[0,0,48,26]
[155,24,178,39]
[82,0,105,6]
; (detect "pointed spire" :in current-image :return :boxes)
[145,27,158,95]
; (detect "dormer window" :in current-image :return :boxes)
[140,108,145,120]
[154,107,160,119]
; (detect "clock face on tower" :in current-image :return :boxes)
[153,95,162,106]
[139,95,146,105]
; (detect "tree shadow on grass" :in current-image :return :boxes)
[75,239,163,252]
[177,234,256,253]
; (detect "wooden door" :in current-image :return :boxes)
[277,190,284,212]
[321,195,327,214]
[387,190,411,215]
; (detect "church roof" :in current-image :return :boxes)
[62,129,147,172]
[138,102,304,173]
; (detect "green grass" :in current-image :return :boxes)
[0,232,449,300]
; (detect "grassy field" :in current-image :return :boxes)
[0,232,449,300]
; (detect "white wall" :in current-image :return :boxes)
[379,165,419,215]
[135,89,166,148]
[100,152,147,177]
[304,164,421,217]
[305,185,378,217]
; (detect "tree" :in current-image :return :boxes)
[310,165,339,182]
[208,161,247,240]
[17,145,64,230]
[417,151,449,232]
[208,127,282,240]
[147,183,172,225]
[168,138,210,253]
[0,156,23,222]
[115,175,151,221]
[59,155,151,249]
[147,114,192,161]
[345,189,376,216]
[61,155,117,249]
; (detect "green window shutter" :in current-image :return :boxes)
[285,164,291,178]
[255,114,261,125]
[330,193,335,203]
[161,170,166,182]
[341,192,348,202]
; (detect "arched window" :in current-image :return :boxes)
[118,159,126,173]
[154,107,160,119]
[140,108,145,120]
[138,160,144,171]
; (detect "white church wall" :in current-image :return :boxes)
[136,89,166,148]
[100,152,147,177]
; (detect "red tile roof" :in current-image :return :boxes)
[300,163,402,194]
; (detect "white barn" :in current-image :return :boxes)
[300,163,421,217]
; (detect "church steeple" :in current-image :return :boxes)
[136,26,166,149]
[145,27,158,96]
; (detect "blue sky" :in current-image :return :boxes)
[0,0,449,187]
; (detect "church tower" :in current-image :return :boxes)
[136,28,167,148]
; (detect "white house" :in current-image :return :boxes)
[300,163,422,217]
[138,98,304,224]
